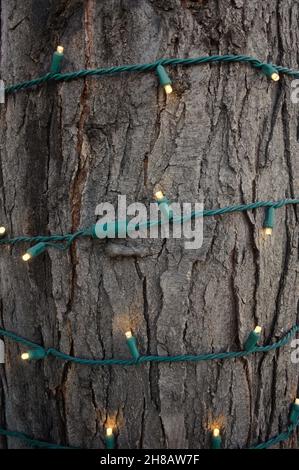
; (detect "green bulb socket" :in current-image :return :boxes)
[211,435,222,449]
[156,65,172,88]
[290,402,299,424]
[50,50,64,73]
[27,242,47,258]
[263,206,275,230]
[25,348,47,361]
[244,330,261,352]
[105,433,116,450]
[126,335,140,361]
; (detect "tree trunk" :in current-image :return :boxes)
[0,0,298,449]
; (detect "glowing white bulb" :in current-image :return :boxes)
[155,191,165,201]
[264,227,273,236]
[57,46,64,54]
[0,226,6,235]
[22,253,31,262]
[213,428,220,437]
[271,73,280,82]
[106,427,113,437]
[125,331,132,339]
[21,352,29,361]
[254,326,262,334]
[164,84,173,94]
[295,398,299,405]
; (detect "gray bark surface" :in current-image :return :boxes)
[0,0,298,449]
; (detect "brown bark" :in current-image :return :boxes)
[0,0,298,449]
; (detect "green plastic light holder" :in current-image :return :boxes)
[50,47,64,73]
[25,242,47,259]
[105,430,116,449]
[156,64,172,90]
[211,432,222,449]
[244,328,261,351]
[23,348,46,361]
[290,400,299,424]
[263,206,275,231]
[125,332,140,361]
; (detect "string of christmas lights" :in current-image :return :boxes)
[0,324,297,366]
[1,47,299,451]
[4,52,299,97]
[0,403,298,450]
[0,198,298,261]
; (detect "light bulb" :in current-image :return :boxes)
[105,425,115,449]
[155,191,165,201]
[21,242,47,262]
[50,46,65,73]
[164,84,173,94]
[261,64,280,82]
[211,427,222,449]
[156,65,172,95]
[22,253,31,262]
[264,227,273,236]
[125,330,140,360]
[271,72,280,82]
[290,397,299,424]
[0,226,6,235]
[244,325,262,351]
[21,352,29,361]
[263,206,275,235]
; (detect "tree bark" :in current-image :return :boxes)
[0,0,298,449]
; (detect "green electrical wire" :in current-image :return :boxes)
[0,199,298,257]
[250,421,299,449]
[4,54,299,96]
[0,428,73,449]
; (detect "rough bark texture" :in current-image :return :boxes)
[0,0,298,449]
